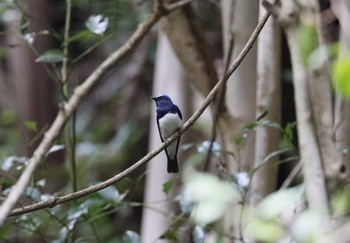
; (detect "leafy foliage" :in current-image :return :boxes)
[35,50,66,63]
[162,178,176,194]
[24,120,38,132]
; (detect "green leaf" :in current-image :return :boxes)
[234,136,244,146]
[331,186,350,216]
[247,217,285,242]
[160,230,178,240]
[332,57,350,98]
[20,13,29,34]
[123,230,141,243]
[163,178,176,194]
[68,30,99,43]
[280,122,296,149]
[35,49,65,63]
[25,120,38,132]
[257,110,268,121]
[245,123,258,129]
[251,148,293,177]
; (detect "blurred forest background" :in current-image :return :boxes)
[1,0,350,242]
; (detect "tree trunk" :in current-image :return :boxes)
[274,0,329,213]
[221,0,259,241]
[221,0,258,173]
[250,3,281,206]
[6,0,57,156]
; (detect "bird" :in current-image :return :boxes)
[152,95,182,173]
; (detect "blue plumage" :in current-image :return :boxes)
[152,95,182,173]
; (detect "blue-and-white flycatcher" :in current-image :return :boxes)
[152,95,182,173]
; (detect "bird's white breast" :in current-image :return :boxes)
[159,113,182,140]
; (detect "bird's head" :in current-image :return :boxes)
[152,95,173,108]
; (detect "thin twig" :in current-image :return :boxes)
[203,12,235,171]
[60,0,78,194]
[8,3,274,218]
[61,0,71,98]
[71,33,113,63]
[280,161,302,190]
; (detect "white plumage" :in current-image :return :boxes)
[158,113,182,159]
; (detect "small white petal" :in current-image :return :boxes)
[24,33,34,45]
[235,172,250,188]
[86,15,109,35]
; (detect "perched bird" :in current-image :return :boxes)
[152,95,182,173]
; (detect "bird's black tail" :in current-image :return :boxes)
[167,158,179,173]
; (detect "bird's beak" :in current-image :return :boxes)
[151,97,156,101]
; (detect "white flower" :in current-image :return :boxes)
[24,33,34,45]
[235,171,250,188]
[86,15,109,35]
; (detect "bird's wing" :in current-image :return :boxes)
[173,105,182,119]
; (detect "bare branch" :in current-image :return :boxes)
[7,0,275,219]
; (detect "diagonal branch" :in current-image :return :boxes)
[0,0,193,226]
[8,4,274,218]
